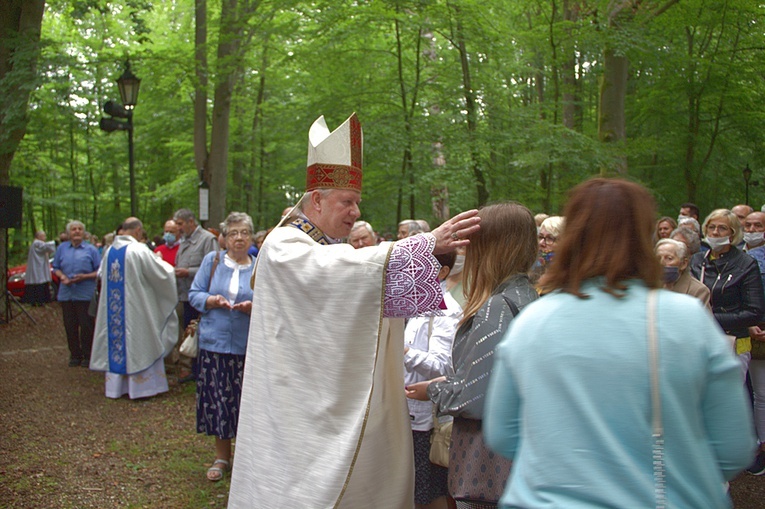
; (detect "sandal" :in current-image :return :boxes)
[206,458,230,482]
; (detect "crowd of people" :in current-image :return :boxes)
[19,112,764,509]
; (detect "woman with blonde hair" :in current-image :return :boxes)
[690,208,765,379]
[406,202,539,508]
[483,179,755,509]
[653,216,677,243]
[531,215,564,284]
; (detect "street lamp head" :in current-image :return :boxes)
[744,164,752,183]
[117,60,141,110]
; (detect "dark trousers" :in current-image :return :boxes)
[183,301,201,377]
[61,300,95,361]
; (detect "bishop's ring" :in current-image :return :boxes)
[451,232,459,241]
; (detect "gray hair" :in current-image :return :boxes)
[299,189,333,212]
[670,226,701,255]
[398,219,423,237]
[351,221,375,237]
[677,216,701,235]
[173,208,196,223]
[221,211,254,237]
[656,238,688,261]
[65,220,85,235]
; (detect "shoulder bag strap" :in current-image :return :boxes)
[647,289,666,509]
[208,251,220,290]
[502,294,521,316]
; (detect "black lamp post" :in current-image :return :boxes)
[117,62,141,216]
[99,60,141,216]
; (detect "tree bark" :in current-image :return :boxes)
[451,4,488,206]
[598,48,628,174]
[0,0,45,316]
[198,0,260,226]
[193,0,208,186]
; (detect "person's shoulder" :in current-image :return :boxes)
[203,250,220,262]
[656,287,707,315]
[442,290,462,318]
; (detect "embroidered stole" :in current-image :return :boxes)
[106,245,128,374]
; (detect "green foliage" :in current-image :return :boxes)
[6,0,765,253]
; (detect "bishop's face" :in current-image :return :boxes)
[311,189,362,239]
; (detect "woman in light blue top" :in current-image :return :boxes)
[484,178,756,509]
[189,212,255,482]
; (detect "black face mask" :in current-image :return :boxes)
[662,266,680,284]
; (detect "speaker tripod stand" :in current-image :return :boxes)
[3,289,37,325]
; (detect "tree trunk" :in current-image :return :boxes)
[199,0,260,227]
[251,41,268,226]
[598,48,628,174]
[452,5,488,205]
[562,0,581,131]
[193,0,208,186]
[0,0,45,316]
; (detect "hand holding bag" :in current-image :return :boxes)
[179,321,198,357]
[429,407,452,468]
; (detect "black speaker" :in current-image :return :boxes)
[0,186,22,229]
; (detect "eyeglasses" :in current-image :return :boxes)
[538,235,557,244]
[226,230,251,238]
[706,224,730,233]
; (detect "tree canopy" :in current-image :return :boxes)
[3,0,764,262]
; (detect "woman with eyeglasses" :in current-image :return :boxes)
[189,212,256,482]
[690,209,765,380]
[530,216,564,285]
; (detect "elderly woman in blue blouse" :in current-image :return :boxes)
[484,179,755,509]
[189,212,255,482]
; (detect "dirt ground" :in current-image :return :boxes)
[0,303,230,508]
[1,303,765,508]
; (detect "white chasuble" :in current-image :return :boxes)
[229,225,436,509]
[91,236,179,380]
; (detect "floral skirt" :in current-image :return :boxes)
[196,349,245,439]
[413,429,449,504]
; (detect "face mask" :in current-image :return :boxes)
[677,215,690,224]
[163,232,177,245]
[662,266,680,284]
[704,236,730,252]
[451,254,465,275]
[744,231,765,246]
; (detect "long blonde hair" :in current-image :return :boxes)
[460,202,537,327]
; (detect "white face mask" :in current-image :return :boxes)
[451,254,465,275]
[677,215,690,224]
[744,231,765,246]
[705,236,731,251]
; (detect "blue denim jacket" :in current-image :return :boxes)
[189,250,255,355]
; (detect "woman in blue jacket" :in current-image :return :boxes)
[189,212,255,482]
[484,179,755,509]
